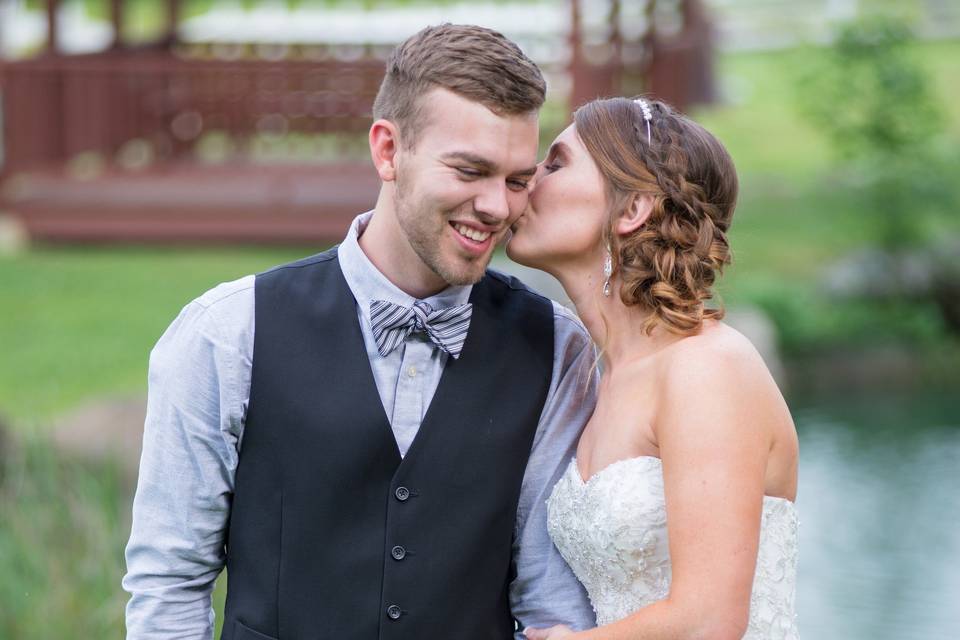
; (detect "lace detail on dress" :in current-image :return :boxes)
[546,457,799,638]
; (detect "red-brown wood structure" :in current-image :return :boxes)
[0,0,714,245]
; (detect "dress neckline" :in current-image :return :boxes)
[570,456,797,507]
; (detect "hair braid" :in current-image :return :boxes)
[577,97,738,335]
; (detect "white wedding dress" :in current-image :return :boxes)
[547,456,799,638]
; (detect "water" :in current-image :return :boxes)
[793,392,960,639]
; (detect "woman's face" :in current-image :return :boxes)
[506,124,608,276]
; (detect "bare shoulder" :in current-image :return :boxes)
[660,321,772,390]
[655,321,794,446]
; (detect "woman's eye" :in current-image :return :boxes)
[544,162,561,174]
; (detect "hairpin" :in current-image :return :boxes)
[634,98,653,143]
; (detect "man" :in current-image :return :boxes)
[123,24,595,640]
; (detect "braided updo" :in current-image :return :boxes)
[575,97,738,335]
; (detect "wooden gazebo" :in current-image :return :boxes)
[0,0,714,245]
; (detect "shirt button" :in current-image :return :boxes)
[391,545,406,560]
[395,486,410,501]
[407,365,417,378]
[386,604,402,620]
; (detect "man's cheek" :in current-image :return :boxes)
[507,191,531,223]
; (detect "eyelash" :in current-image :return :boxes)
[457,168,529,191]
[543,161,561,174]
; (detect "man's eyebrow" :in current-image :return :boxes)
[441,151,537,177]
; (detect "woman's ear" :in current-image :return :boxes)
[615,194,653,236]
[369,119,400,182]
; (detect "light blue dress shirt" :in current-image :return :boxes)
[123,212,597,639]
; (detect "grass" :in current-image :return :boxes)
[0,36,958,640]
[0,246,305,428]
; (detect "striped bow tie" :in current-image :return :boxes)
[369,299,473,359]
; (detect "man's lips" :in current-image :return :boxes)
[450,221,495,243]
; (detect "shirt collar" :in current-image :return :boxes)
[338,211,473,323]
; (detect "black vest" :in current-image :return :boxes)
[221,249,555,640]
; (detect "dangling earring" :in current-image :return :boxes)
[603,246,613,297]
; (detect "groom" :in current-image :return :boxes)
[123,24,594,640]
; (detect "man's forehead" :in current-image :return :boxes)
[417,89,539,149]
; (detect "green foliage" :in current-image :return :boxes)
[795,15,956,249]
[0,431,230,639]
[800,17,943,159]
[741,280,948,356]
[0,438,128,639]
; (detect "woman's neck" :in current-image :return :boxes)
[557,266,683,372]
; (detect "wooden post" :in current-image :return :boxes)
[46,0,60,55]
[642,0,657,80]
[164,0,182,48]
[609,0,622,96]
[110,0,124,50]
[568,0,583,111]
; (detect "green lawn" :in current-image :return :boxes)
[0,247,306,427]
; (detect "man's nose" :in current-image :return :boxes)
[473,181,511,223]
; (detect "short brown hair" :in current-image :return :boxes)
[575,97,739,335]
[372,24,546,146]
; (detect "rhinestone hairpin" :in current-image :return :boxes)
[634,98,653,143]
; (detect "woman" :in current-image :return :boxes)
[509,97,799,640]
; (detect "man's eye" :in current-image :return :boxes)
[457,167,482,178]
[507,179,529,192]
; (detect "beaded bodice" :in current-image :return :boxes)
[547,457,799,638]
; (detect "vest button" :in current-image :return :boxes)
[386,604,402,620]
[395,486,410,501]
[391,545,406,560]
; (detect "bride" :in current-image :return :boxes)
[509,97,800,640]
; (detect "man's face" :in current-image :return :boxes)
[392,88,540,286]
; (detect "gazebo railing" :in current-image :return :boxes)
[0,48,385,178]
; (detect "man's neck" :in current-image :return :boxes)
[358,190,450,300]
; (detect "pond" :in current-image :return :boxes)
[793,391,959,639]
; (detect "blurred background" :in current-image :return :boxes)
[0,0,958,638]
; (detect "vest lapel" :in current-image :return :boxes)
[397,276,494,469]
[327,256,402,465]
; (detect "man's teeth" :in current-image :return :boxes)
[453,223,491,242]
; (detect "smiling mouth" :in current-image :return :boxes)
[451,222,492,243]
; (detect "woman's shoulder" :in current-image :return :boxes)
[654,320,790,432]
[661,320,769,384]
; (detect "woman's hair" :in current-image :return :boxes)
[575,96,738,335]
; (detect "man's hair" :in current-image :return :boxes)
[372,24,546,147]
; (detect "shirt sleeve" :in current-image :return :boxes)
[122,279,254,640]
[510,301,598,637]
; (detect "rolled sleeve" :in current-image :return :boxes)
[510,302,597,637]
[123,279,253,639]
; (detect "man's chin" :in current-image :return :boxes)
[437,255,493,286]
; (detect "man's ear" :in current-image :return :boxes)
[369,119,400,182]
[615,194,653,236]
